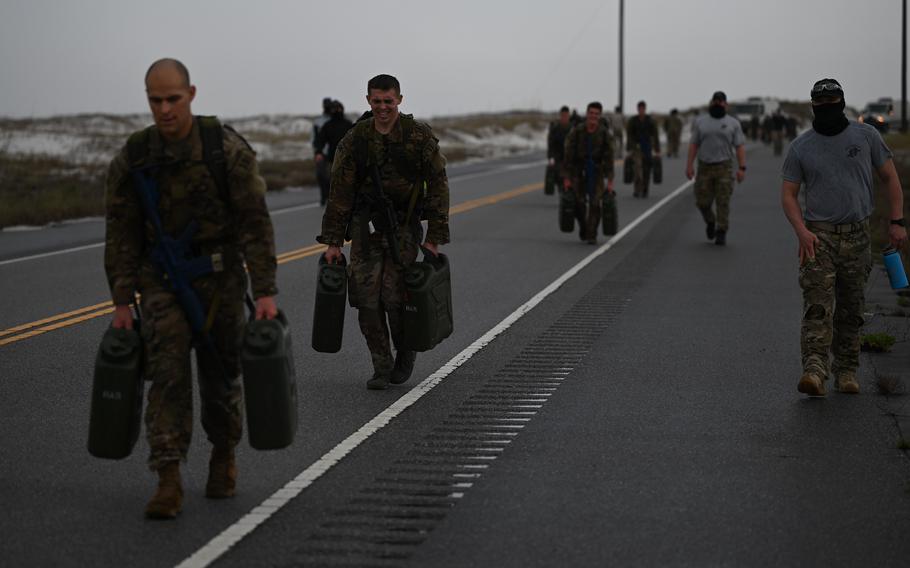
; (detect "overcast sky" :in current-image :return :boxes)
[0,0,905,119]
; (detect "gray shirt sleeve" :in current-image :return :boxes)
[690,119,701,146]
[732,121,745,147]
[870,128,893,169]
[781,144,803,183]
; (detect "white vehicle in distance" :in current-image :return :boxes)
[858,98,901,133]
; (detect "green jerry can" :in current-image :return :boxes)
[602,192,618,236]
[544,164,556,195]
[623,155,634,184]
[311,253,347,353]
[87,325,144,459]
[652,156,663,184]
[241,310,298,450]
[559,190,575,233]
[402,248,454,352]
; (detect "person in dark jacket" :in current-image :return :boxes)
[314,101,354,205]
[626,100,660,198]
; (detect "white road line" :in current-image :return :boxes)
[0,160,543,267]
[0,242,106,266]
[268,202,322,216]
[175,177,694,568]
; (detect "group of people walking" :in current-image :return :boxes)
[100,59,906,524]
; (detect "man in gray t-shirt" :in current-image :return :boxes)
[685,91,746,245]
[781,78,907,397]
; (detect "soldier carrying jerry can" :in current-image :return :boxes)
[98,58,284,520]
[562,101,615,245]
[317,74,452,391]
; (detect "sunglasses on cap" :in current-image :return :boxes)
[811,82,843,96]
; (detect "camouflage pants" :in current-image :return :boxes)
[772,131,783,156]
[139,268,246,471]
[695,160,734,232]
[632,149,652,196]
[348,223,421,376]
[545,164,562,195]
[667,133,681,157]
[316,159,332,205]
[572,174,606,241]
[799,224,871,378]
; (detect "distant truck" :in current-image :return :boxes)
[727,97,780,140]
[858,97,904,133]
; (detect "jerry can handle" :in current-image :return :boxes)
[319,251,347,267]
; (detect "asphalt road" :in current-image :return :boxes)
[1,143,909,567]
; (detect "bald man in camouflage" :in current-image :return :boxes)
[105,58,278,519]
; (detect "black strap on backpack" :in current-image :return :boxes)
[198,116,230,202]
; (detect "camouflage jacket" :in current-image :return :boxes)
[547,121,572,162]
[104,117,278,304]
[562,122,615,180]
[664,115,683,136]
[318,114,450,246]
[626,115,661,153]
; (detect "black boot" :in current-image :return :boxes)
[366,372,390,390]
[390,350,417,385]
[705,221,716,240]
[714,230,726,246]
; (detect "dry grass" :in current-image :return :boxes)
[0,153,105,227]
[0,111,549,227]
[260,159,316,190]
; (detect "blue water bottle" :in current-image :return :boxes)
[883,247,909,289]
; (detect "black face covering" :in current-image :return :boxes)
[812,100,849,136]
[708,104,726,118]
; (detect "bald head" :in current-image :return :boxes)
[145,58,191,89]
[144,58,196,141]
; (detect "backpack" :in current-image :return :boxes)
[126,115,232,202]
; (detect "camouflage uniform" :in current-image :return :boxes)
[562,122,614,241]
[799,222,871,379]
[546,120,572,194]
[665,114,683,158]
[609,112,624,155]
[694,161,734,232]
[319,115,449,378]
[626,115,660,197]
[104,118,277,471]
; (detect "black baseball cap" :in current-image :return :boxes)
[711,91,727,102]
[810,78,844,100]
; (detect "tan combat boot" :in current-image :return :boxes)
[205,447,237,499]
[835,373,860,394]
[145,462,183,519]
[797,372,827,397]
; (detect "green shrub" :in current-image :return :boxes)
[861,333,897,352]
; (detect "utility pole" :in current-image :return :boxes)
[902,0,907,132]
[619,0,624,115]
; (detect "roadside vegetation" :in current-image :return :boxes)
[0,111,549,229]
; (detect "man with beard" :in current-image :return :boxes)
[562,101,615,244]
[685,91,746,246]
[781,78,907,397]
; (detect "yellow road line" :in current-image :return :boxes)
[449,182,541,215]
[0,300,114,338]
[0,182,543,347]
